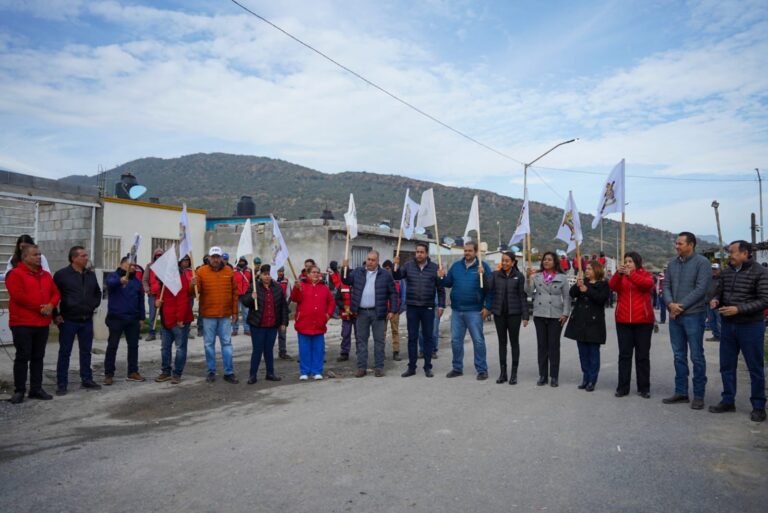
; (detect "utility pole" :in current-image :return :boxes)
[751,213,758,245]
[712,201,725,267]
[757,168,764,243]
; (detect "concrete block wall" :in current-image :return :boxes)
[36,203,94,273]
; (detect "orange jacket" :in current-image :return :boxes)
[196,264,238,318]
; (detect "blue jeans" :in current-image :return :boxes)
[161,324,189,376]
[418,313,440,353]
[658,296,666,323]
[450,310,488,374]
[235,296,250,333]
[355,309,387,370]
[340,318,356,354]
[57,319,94,386]
[577,341,601,384]
[249,326,277,377]
[719,320,766,409]
[297,333,325,376]
[669,311,707,398]
[202,317,234,376]
[706,306,721,338]
[407,306,435,371]
[147,295,157,336]
[104,318,141,376]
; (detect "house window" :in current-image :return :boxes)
[350,245,373,269]
[102,235,122,270]
[150,238,177,254]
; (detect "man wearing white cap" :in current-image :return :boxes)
[196,246,240,383]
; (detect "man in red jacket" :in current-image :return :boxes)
[5,244,61,404]
[154,259,196,384]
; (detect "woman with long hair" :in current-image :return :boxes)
[488,251,528,384]
[526,251,570,387]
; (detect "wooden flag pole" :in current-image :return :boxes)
[343,229,350,279]
[286,257,299,282]
[575,241,583,280]
[620,212,626,262]
[251,263,258,311]
[525,233,533,284]
[153,284,166,332]
[433,220,442,270]
[188,251,199,298]
[476,228,484,288]
[394,225,404,271]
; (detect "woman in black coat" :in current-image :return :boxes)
[488,251,529,385]
[564,260,609,391]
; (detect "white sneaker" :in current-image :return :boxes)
[313,374,324,380]
[299,375,308,381]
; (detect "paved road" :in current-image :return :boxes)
[1,313,766,513]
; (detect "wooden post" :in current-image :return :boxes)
[620,212,626,262]
[433,220,443,270]
[394,225,403,271]
[153,284,165,332]
[251,263,258,310]
[188,251,199,298]
[286,257,299,282]
[575,242,583,280]
[343,229,350,279]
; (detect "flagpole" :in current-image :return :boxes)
[153,284,166,332]
[620,212,626,261]
[251,263,258,310]
[188,251,199,298]
[343,228,350,279]
[476,227,484,288]
[394,225,403,271]
[575,241,583,280]
[286,257,299,282]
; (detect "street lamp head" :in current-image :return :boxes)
[711,200,719,209]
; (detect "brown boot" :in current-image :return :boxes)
[126,372,146,382]
[104,375,114,386]
[155,373,172,383]
[355,369,366,378]
[170,375,182,384]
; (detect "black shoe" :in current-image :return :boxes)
[401,369,416,378]
[56,386,67,396]
[509,368,518,385]
[247,376,258,385]
[223,374,239,384]
[9,392,24,404]
[705,336,720,342]
[206,372,215,383]
[81,380,102,390]
[432,352,438,359]
[145,334,156,341]
[28,389,53,400]
[708,402,736,413]
[653,324,659,333]
[536,376,548,386]
[477,372,488,381]
[751,409,766,422]
[265,375,282,382]
[550,378,559,388]
[197,329,203,337]
[585,383,596,392]
[577,381,588,390]
[392,352,402,361]
[336,353,349,362]
[446,370,463,378]
[662,394,690,404]
[279,353,294,360]
[615,390,629,397]
[637,390,650,398]
[496,367,508,384]
[424,370,434,378]
[691,398,705,410]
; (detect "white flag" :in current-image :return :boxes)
[463,195,480,239]
[400,189,420,240]
[556,191,583,254]
[152,243,182,296]
[236,218,253,261]
[509,189,530,245]
[591,159,626,229]
[179,203,192,258]
[416,188,436,228]
[128,233,141,265]
[269,215,290,280]
[344,193,358,239]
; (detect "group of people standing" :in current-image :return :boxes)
[5,231,767,422]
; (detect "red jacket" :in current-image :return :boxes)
[6,262,61,327]
[609,269,655,324]
[339,283,353,321]
[290,281,335,335]
[234,267,252,296]
[159,270,195,329]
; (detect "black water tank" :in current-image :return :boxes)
[114,172,138,198]
[236,196,255,216]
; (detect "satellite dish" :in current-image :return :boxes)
[443,237,455,246]
[415,227,426,235]
[556,249,567,256]
[128,185,147,200]
[510,245,520,253]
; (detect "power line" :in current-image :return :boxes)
[531,164,757,183]
[229,0,524,166]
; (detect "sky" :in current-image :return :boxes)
[0,0,766,242]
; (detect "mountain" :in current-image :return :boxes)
[60,152,678,268]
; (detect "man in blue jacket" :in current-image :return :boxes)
[439,242,492,380]
[342,251,397,377]
[662,232,712,410]
[393,242,445,378]
[103,256,146,385]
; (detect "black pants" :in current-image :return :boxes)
[534,317,562,379]
[406,306,435,371]
[11,326,49,394]
[616,322,653,393]
[494,314,522,369]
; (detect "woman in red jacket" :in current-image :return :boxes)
[609,251,655,398]
[291,265,335,380]
[5,244,61,404]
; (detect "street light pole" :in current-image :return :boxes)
[756,168,763,243]
[712,200,726,267]
[522,138,578,274]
